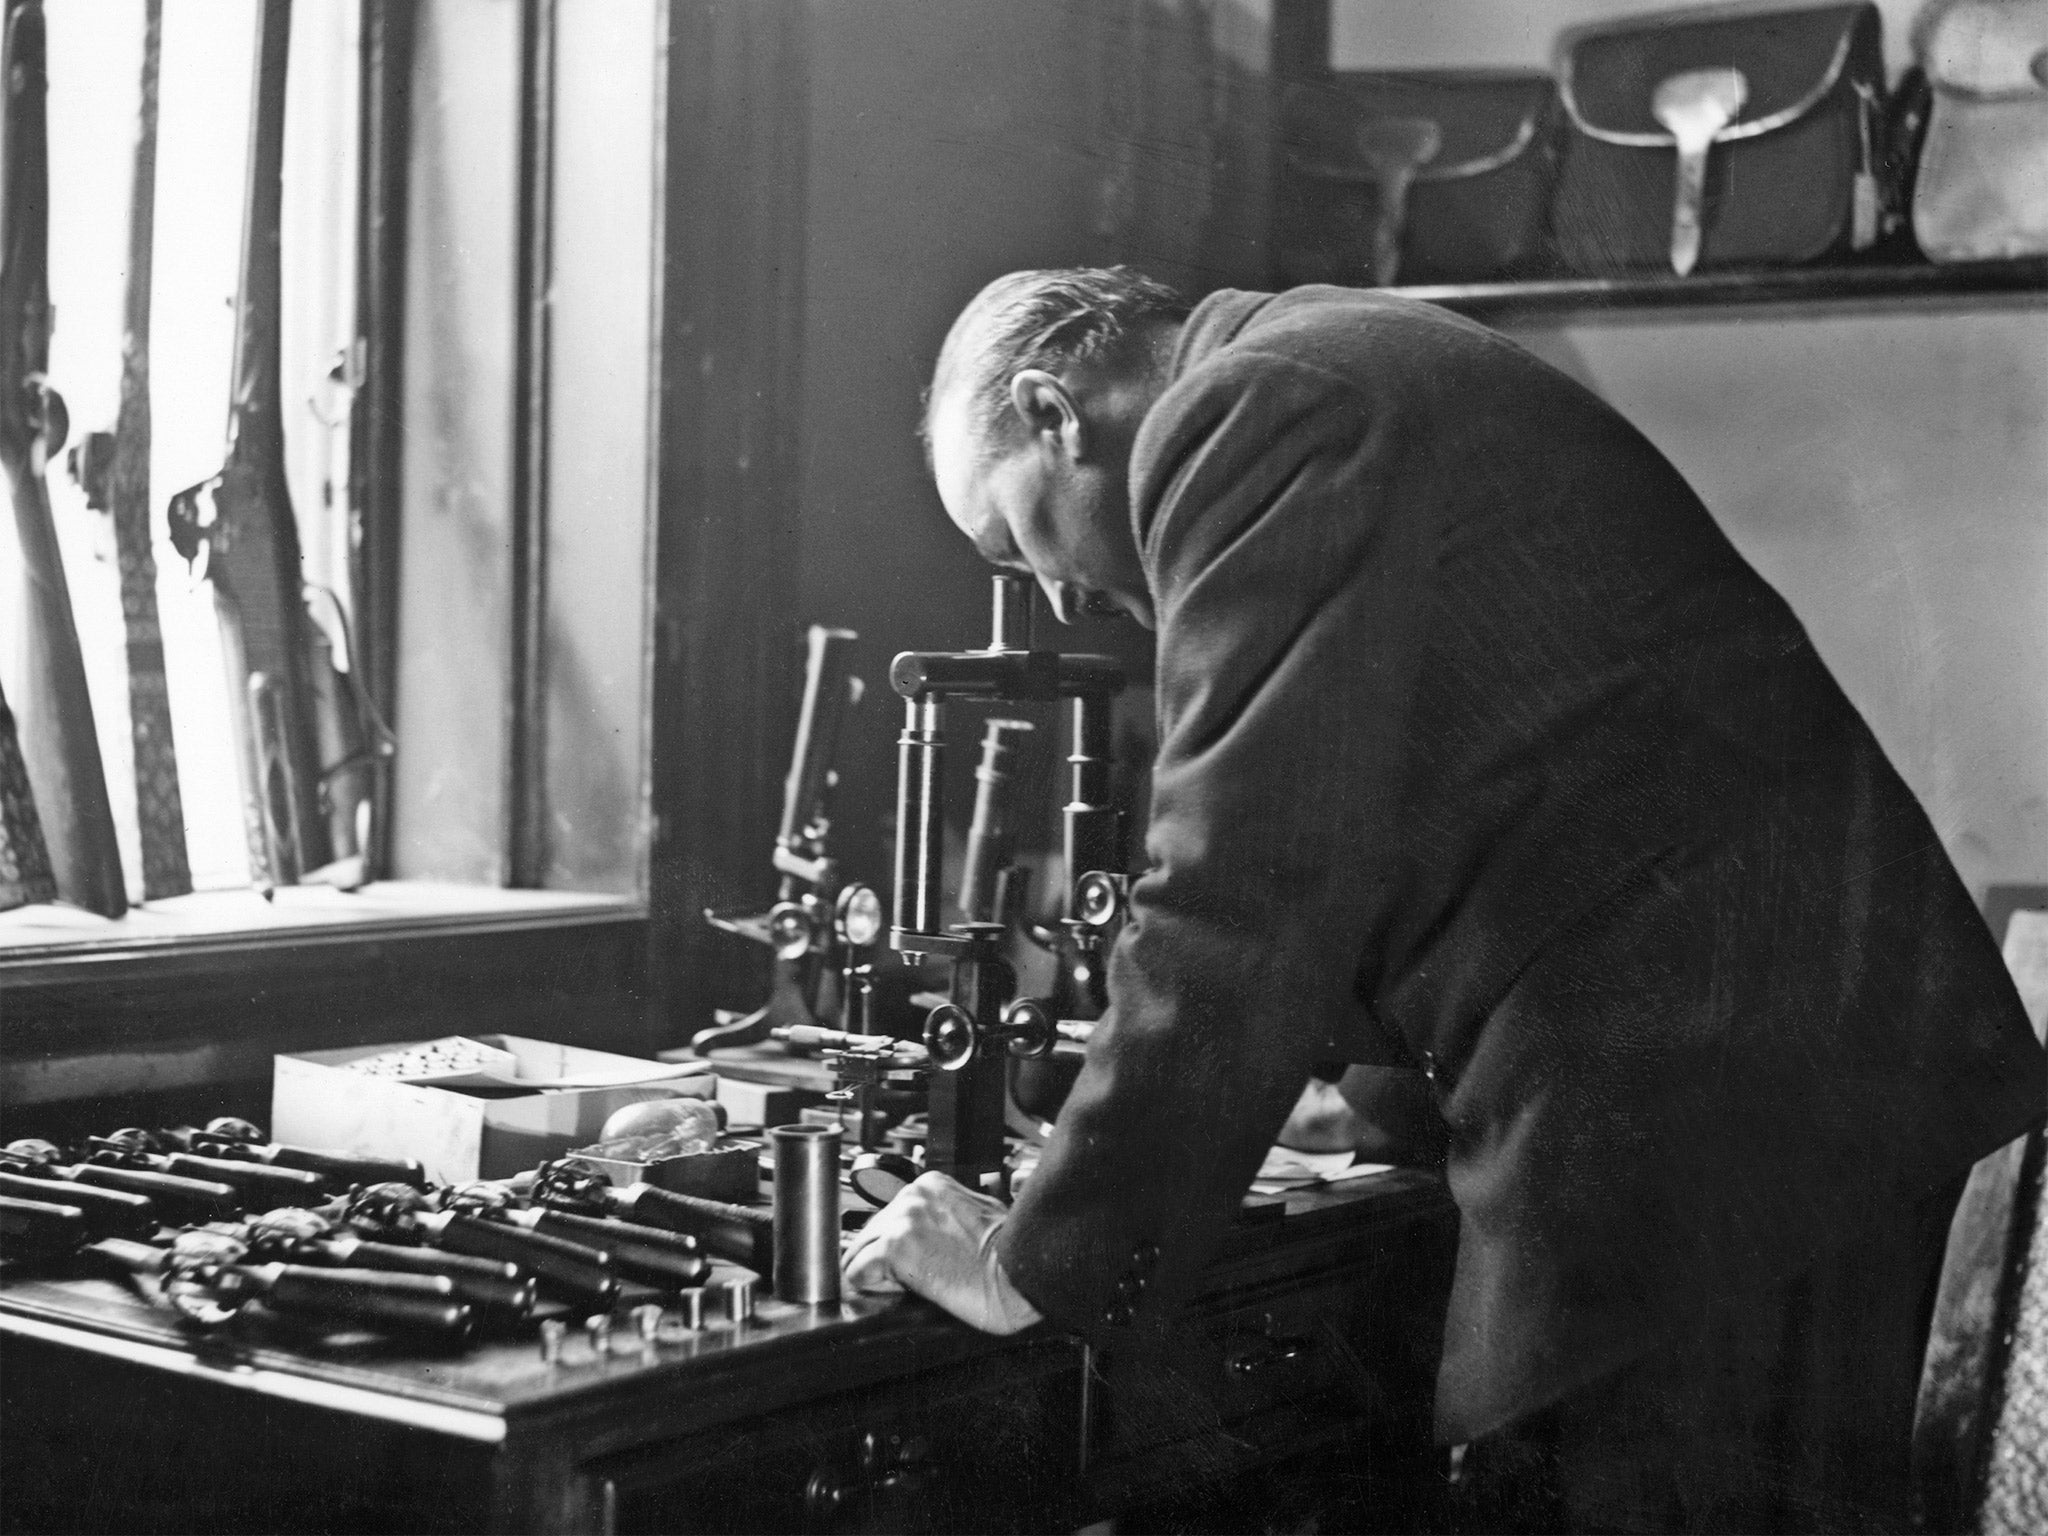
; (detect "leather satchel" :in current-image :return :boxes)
[1911,0,2048,260]
[1551,2,1890,275]
[1277,70,1562,287]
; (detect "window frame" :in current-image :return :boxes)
[1,0,811,1115]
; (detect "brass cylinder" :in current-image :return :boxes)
[772,1124,842,1305]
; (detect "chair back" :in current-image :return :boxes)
[1913,903,2047,1536]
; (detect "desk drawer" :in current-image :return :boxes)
[596,1340,1081,1534]
[1089,1208,1455,1524]
[1100,1270,1414,1456]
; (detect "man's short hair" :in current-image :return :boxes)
[924,266,1190,462]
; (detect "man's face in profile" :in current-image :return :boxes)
[926,380,1154,630]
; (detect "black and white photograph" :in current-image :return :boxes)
[1,1,2043,1532]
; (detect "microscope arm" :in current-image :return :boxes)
[884,574,1132,1184]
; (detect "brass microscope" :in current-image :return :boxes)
[765,573,1133,1190]
[882,573,1130,1190]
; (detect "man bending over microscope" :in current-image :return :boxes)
[841,268,2044,1533]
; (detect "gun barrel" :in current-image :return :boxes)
[162,1150,324,1200]
[1,0,128,918]
[326,1239,537,1315]
[266,1263,457,1302]
[87,1236,169,1274]
[422,1212,619,1308]
[0,1171,154,1235]
[264,1144,426,1187]
[170,0,333,890]
[67,1163,239,1220]
[0,1193,88,1253]
[600,1181,774,1232]
[260,1265,476,1338]
[179,1124,427,1189]
[519,1209,710,1290]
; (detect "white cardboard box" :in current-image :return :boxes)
[273,1034,715,1184]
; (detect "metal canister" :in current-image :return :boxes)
[771,1123,841,1304]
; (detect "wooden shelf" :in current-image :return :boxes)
[1390,257,2048,323]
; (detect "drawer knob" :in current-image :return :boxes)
[805,1433,929,1524]
[1222,1330,1314,1380]
[804,1468,850,1524]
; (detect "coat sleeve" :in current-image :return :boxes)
[997,346,1433,1343]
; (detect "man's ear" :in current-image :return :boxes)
[1009,369,1087,461]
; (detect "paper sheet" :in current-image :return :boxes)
[1250,1145,1397,1194]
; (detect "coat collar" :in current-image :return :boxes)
[1167,288,1274,386]
[1130,289,1277,554]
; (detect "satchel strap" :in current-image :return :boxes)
[1417,114,1543,183]
[1288,114,1546,184]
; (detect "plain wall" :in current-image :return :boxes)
[793,0,1142,895]
[1511,309,2048,900]
[1328,0,2048,900]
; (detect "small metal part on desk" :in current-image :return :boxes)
[539,1317,567,1366]
[725,1276,755,1324]
[632,1303,664,1351]
[678,1286,706,1330]
[584,1312,613,1358]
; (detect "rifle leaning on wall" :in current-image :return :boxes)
[68,0,190,900]
[170,0,386,893]
[0,678,56,910]
[0,0,127,916]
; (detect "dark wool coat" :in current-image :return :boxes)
[997,285,2046,1443]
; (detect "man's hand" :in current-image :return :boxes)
[841,1171,1044,1335]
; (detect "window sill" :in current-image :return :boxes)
[0,881,640,972]
[2,886,654,1112]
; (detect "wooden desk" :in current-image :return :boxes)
[0,1174,1454,1534]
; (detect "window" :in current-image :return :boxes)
[1,0,662,958]
[393,0,660,896]
[4,0,809,1129]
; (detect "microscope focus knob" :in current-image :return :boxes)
[767,900,819,961]
[835,883,884,949]
[1074,870,1127,930]
[997,998,1055,1060]
[923,1004,977,1071]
